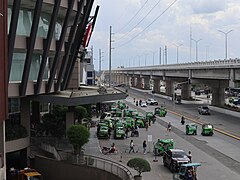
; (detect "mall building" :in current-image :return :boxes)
[0,0,126,179]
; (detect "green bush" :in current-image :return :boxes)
[67,125,90,154]
[127,158,151,177]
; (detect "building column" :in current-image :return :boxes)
[32,101,40,123]
[153,79,160,93]
[212,87,225,107]
[20,98,30,166]
[0,121,6,179]
[165,79,173,96]
[181,84,191,99]
[66,107,75,132]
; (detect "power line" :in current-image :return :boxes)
[115,0,179,49]
[115,0,149,34]
[115,0,161,42]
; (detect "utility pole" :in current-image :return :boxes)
[159,47,161,65]
[109,26,112,87]
[190,26,192,62]
[165,45,167,65]
[99,49,101,73]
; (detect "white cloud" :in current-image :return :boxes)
[90,0,240,69]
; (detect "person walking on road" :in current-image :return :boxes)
[188,151,192,162]
[143,140,147,154]
[129,140,135,153]
[181,116,185,125]
[167,122,172,132]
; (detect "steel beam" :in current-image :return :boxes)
[35,0,61,94]
[20,0,43,96]
[56,0,84,91]
[8,0,21,81]
[46,0,75,93]
[62,0,94,90]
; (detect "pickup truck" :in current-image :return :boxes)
[163,149,190,172]
[146,98,158,105]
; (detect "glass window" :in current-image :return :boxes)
[10,53,26,81]
[87,71,93,77]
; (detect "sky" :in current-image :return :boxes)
[89,0,240,70]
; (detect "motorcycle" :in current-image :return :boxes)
[130,129,139,137]
[101,146,118,155]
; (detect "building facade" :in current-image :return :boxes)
[0,0,98,178]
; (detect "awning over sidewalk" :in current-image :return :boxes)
[28,87,128,106]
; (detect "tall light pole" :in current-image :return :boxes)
[191,38,202,61]
[109,26,113,87]
[173,43,183,64]
[218,29,233,60]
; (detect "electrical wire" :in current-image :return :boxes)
[116,0,161,42]
[115,0,149,33]
[115,0,179,49]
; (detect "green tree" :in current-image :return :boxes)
[67,125,90,154]
[75,106,89,123]
[127,158,151,178]
[42,113,65,137]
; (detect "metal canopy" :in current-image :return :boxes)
[28,88,128,106]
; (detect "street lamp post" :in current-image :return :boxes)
[173,43,183,64]
[218,29,233,60]
[191,38,202,61]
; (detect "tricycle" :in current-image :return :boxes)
[201,123,214,136]
[153,139,174,156]
[173,163,201,180]
[186,123,197,135]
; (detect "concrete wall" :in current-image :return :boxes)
[33,156,123,180]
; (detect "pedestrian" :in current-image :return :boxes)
[167,122,172,132]
[145,121,149,131]
[139,99,142,106]
[129,140,135,153]
[133,98,135,103]
[188,151,192,162]
[181,116,185,125]
[143,140,147,154]
[125,127,129,138]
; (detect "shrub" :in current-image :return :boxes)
[127,158,151,177]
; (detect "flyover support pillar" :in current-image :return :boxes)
[153,79,160,93]
[136,76,142,89]
[165,79,173,97]
[144,78,150,90]
[181,84,191,99]
[212,87,225,107]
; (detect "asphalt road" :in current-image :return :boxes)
[92,88,240,180]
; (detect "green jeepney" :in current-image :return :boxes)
[118,101,126,110]
[97,124,109,139]
[124,109,138,117]
[186,123,197,135]
[155,106,167,117]
[146,112,154,122]
[124,117,135,128]
[114,125,125,139]
[153,139,174,156]
[135,115,145,128]
[201,124,214,136]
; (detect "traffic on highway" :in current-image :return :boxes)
[90,87,240,180]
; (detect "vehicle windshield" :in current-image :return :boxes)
[172,151,187,158]
[100,126,108,130]
[204,125,213,128]
[202,107,209,109]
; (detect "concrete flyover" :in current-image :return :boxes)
[109,59,240,107]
